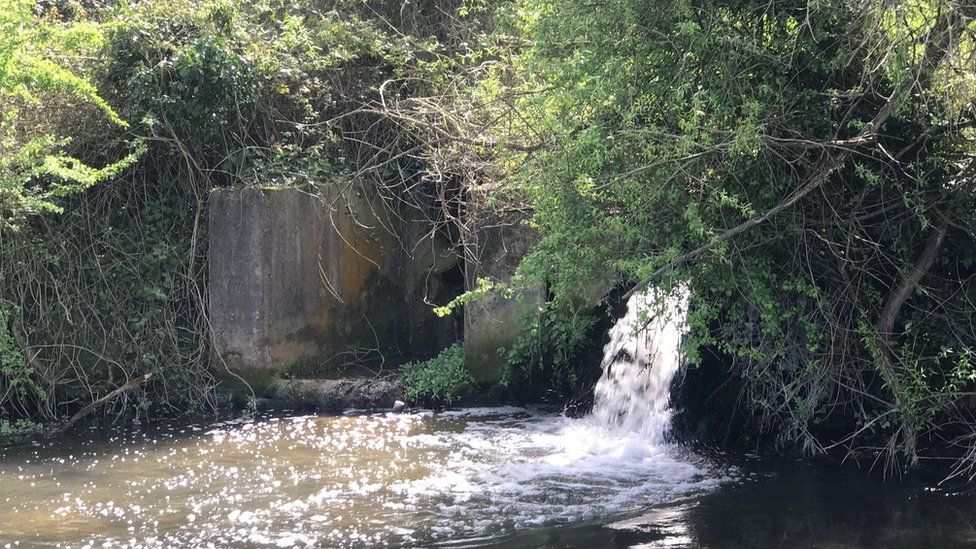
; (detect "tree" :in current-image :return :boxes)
[508,0,976,470]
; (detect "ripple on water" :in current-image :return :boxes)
[0,409,729,547]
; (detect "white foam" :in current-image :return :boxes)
[389,408,721,533]
[591,284,691,443]
[381,284,711,533]
[435,406,528,417]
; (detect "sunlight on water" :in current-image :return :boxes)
[0,286,724,547]
[0,409,724,547]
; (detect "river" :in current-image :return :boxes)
[0,408,974,547]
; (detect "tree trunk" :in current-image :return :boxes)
[873,216,949,461]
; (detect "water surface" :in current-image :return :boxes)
[1,408,974,548]
[0,408,721,547]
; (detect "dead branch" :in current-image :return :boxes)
[62,373,152,430]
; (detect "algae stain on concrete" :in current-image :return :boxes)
[208,186,458,382]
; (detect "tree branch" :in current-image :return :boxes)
[62,373,152,430]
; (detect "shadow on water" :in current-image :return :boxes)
[478,460,976,549]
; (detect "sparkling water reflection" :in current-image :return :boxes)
[0,408,723,547]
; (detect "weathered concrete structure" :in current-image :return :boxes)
[462,192,544,383]
[208,186,460,384]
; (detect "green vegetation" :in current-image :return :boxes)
[0,0,138,224]
[0,0,437,426]
[497,0,976,470]
[401,343,474,406]
[0,0,975,477]
[0,417,41,437]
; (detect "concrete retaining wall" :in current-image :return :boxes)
[462,192,543,383]
[208,186,459,383]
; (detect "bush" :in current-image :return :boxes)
[0,418,41,437]
[400,343,474,406]
[0,0,431,427]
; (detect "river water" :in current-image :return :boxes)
[0,408,720,547]
[1,288,975,547]
[0,408,974,547]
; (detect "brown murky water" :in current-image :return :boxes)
[0,408,974,548]
[0,408,720,547]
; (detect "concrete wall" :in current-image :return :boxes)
[462,195,543,383]
[209,187,459,382]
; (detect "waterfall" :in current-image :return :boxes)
[589,284,690,445]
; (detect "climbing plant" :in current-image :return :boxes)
[0,0,139,225]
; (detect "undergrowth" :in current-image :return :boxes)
[400,343,474,406]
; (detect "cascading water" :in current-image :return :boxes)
[590,284,691,443]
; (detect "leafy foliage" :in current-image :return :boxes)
[499,0,976,467]
[0,0,138,225]
[401,343,474,406]
[0,417,41,437]
[500,302,599,401]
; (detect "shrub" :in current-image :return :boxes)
[0,418,41,437]
[400,343,474,406]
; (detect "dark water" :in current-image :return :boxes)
[0,409,973,548]
[488,462,976,548]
